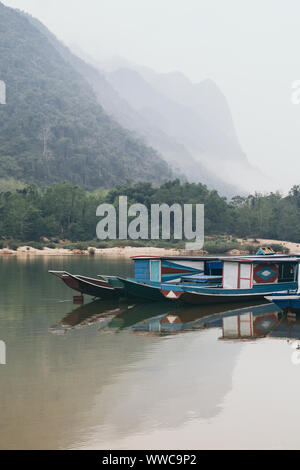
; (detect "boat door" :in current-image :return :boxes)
[150,260,161,282]
[238,263,252,289]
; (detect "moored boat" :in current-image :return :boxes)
[119,256,300,304]
[49,271,123,299]
[49,251,297,303]
[49,255,223,300]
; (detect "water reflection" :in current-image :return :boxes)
[50,300,127,333]
[129,303,283,338]
[54,298,300,344]
[2,257,300,449]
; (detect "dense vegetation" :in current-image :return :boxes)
[0,4,299,252]
[0,2,171,189]
[0,180,299,250]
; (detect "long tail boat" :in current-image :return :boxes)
[108,255,224,301]
[49,255,223,299]
[49,252,297,303]
[49,271,123,299]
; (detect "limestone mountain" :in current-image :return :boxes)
[0,2,172,189]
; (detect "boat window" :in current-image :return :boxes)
[278,262,296,283]
[204,261,223,276]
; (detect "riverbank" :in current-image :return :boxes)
[0,237,298,257]
[0,245,187,257]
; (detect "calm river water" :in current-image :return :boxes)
[1,256,300,450]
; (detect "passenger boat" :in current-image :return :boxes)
[49,271,123,299]
[49,252,297,303]
[119,256,299,304]
[110,255,224,301]
[49,255,223,299]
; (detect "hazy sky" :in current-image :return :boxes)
[3,0,300,192]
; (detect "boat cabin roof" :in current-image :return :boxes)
[220,256,300,264]
[131,254,299,262]
[131,256,220,261]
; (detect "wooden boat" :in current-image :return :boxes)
[109,255,224,301]
[119,256,300,304]
[49,251,295,302]
[49,255,222,300]
[49,271,123,299]
[265,293,300,312]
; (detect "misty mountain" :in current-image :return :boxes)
[68,51,240,196]
[104,65,270,194]
[0,2,172,189]
[27,9,261,196]
[69,47,268,195]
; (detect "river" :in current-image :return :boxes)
[1,256,300,449]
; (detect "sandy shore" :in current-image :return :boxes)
[0,245,190,258]
[0,237,299,257]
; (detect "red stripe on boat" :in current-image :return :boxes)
[161,268,197,275]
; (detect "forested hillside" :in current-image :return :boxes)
[0,2,172,189]
[1,180,300,246]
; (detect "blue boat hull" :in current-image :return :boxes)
[119,277,297,305]
[266,294,300,312]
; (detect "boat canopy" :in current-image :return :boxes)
[222,257,299,290]
[131,255,220,261]
[220,256,300,263]
[132,254,300,284]
[133,256,222,283]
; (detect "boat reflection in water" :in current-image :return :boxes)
[50,300,128,333]
[51,300,174,334]
[52,296,300,343]
[129,302,300,343]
